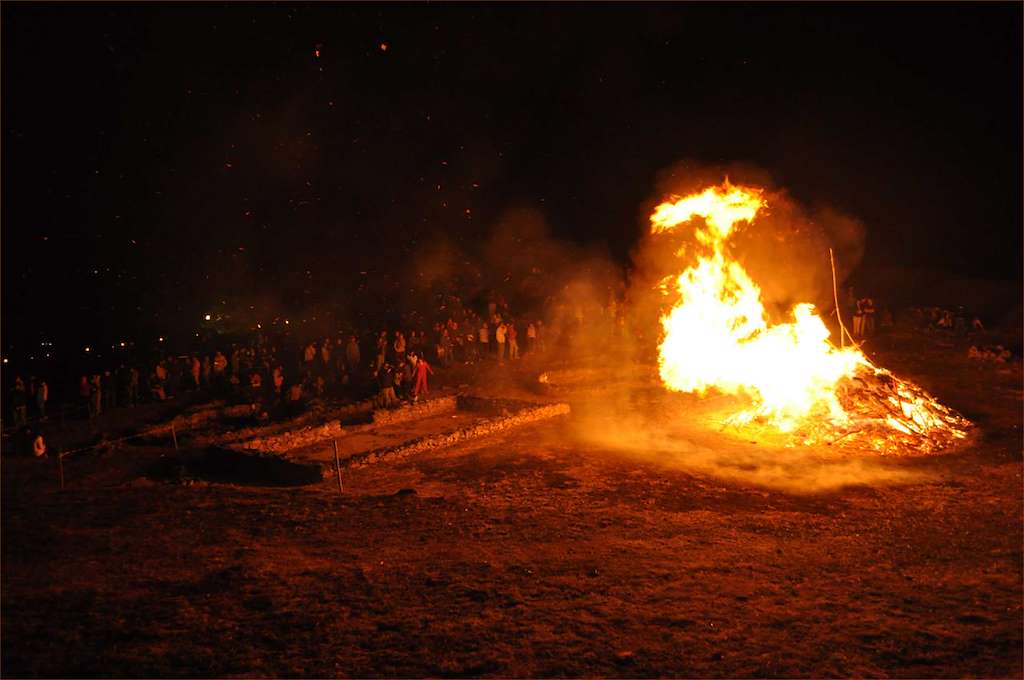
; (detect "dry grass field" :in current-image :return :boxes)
[3,328,1021,678]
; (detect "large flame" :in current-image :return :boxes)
[651,180,968,450]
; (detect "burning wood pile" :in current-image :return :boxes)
[650,180,971,455]
[793,365,970,453]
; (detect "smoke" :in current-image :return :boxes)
[628,159,867,325]
[567,392,931,493]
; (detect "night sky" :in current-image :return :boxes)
[3,2,1021,358]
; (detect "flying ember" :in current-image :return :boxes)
[651,180,970,453]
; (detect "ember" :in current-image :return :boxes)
[651,180,970,453]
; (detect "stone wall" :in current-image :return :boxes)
[342,402,570,469]
[226,396,458,455]
[370,396,457,425]
[200,400,374,448]
[234,419,347,454]
[144,403,253,438]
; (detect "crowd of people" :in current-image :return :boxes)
[6,376,48,428]
[4,292,561,441]
[906,305,986,335]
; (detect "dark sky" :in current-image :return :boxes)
[3,2,1021,355]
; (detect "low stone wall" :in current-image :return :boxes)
[234,419,348,454]
[203,400,374,448]
[144,403,253,438]
[342,402,570,469]
[227,396,457,454]
[370,396,457,425]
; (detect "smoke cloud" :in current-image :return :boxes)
[628,159,867,327]
[568,395,930,493]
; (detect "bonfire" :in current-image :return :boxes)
[651,180,970,454]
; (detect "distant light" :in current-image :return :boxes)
[285,319,290,325]
[2,358,7,364]
[256,323,262,329]
[158,337,164,342]
[380,43,388,51]
[204,314,211,321]
[85,347,91,353]
[120,341,126,348]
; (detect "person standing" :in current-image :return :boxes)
[408,330,421,359]
[393,331,407,366]
[346,334,361,372]
[526,322,537,355]
[393,359,408,401]
[128,367,140,406]
[440,328,453,367]
[507,322,519,360]
[103,371,116,411]
[861,298,877,338]
[35,379,48,420]
[375,331,388,371]
[319,340,331,373]
[378,364,397,408]
[412,353,434,401]
[78,375,91,413]
[10,379,28,427]
[272,365,285,401]
[478,321,490,359]
[27,377,38,419]
[495,322,507,362]
[89,374,103,419]
[213,350,228,377]
[211,351,226,392]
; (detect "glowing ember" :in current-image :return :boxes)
[651,180,969,452]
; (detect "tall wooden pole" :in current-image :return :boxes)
[829,248,849,348]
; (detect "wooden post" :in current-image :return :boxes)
[58,452,65,491]
[171,423,178,450]
[333,439,343,495]
[829,248,850,348]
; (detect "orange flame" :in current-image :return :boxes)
[651,180,968,448]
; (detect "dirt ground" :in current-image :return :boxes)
[3,328,1021,678]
